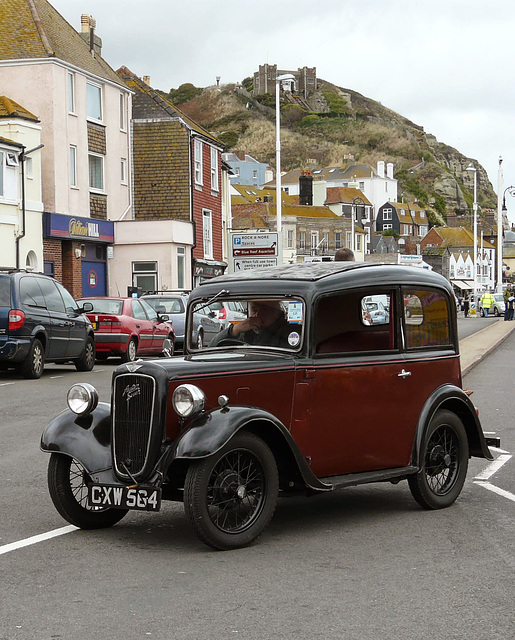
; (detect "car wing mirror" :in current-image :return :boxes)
[80,302,94,313]
[158,313,170,322]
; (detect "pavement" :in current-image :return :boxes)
[460,318,515,376]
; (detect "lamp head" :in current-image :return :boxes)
[466,164,476,172]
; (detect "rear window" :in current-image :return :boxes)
[84,299,124,315]
[0,276,11,307]
[146,298,185,314]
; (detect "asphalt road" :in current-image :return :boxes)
[0,337,513,640]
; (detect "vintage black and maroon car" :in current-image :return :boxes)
[41,262,497,550]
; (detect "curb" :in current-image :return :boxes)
[460,319,515,376]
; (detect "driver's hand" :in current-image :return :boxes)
[232,317,261,337]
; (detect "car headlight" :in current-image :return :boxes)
[172,384,205,418]
[67,383,99,415]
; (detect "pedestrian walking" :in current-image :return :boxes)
[463,291,470,318]
[481,290,495,318]
[504,283,514,321]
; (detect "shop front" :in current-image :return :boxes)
[43,212,114,298]
[193,258,226,287]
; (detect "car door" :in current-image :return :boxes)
[54,281,89,358]
[35,277,69,359]
[307,288,420,478]
[139,298,170,353]
[131,299,155,354]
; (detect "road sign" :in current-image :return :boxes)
[233,258,278,271]
[229,232,278,272]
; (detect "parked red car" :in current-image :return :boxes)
[78,297,175,362]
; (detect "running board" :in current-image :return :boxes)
[319,466,419,491]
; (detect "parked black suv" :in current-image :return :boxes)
[0,270,95,379]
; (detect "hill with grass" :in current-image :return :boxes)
[165,78,497,226]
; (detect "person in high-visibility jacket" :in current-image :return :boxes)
[481,291,495,317]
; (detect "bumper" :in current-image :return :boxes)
[94,332,129,354]
[0,337,32,364]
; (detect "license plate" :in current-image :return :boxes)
[91,321,98,330]
[88,484,161,511]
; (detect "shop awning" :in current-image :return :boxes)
[452,280,473,290]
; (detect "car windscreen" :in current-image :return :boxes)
[0,276,11,307]
[189,296,304,352]
[83,299,124,314]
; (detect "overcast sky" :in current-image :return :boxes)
[52,0,515,219]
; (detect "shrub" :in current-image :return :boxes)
[168,83,203,105]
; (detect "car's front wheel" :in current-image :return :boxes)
[408,410,469,509]
[74,336,95,371]
[184,432,279,550]
[47,454,128,529]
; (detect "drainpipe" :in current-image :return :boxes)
[15,144,44,269]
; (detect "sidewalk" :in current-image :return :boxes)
[460,318,515,376]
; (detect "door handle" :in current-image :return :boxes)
[397,369,411,378]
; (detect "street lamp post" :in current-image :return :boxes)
[501,184,515,287]
[351,197,365,255]
[466,164,478,315]
[497,157,503,293]
[275,73,295,266]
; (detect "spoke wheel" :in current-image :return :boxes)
[47,454,128,529]
[408,410,469,509]
[184,432,278,550]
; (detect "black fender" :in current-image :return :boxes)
[40,402,114,475]
[171,405,331,493]
[411,384,493,467]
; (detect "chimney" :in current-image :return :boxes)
[80,14,102,56]
[386,162,394,179]
[143,76,151,86]
[377,161,385,178]
[235,150,246,161]
[312,179,327,207]
[299,171,313,206]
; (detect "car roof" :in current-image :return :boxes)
[193,262,453,300]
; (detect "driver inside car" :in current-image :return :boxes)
[210,300,291,348]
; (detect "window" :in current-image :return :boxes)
[210,147,219,191]
[420,210,426,218]
[37,278,65,313]
[132,262,157,292]
[383,224,392,230]
[356,235,362,251]
[287,230,293,249]
[25,156,33,180]
[86,82,102,121]
[335,232,341,249]
[403,288,451,349]
[177,246,185,289]
[383,208,393,220]
[119,93,126,130]
[70,146,77,187]
[299,232,306,249]
[203,209,213,259]
[194,139,203,185]
[88,153,104,190]
[121,158,127,184]
[0,149,18,200]
[132,299,148,321]
[19,276,45,308]
[311,231,319,250]
[359,182,365,190]
[68,72,75,113]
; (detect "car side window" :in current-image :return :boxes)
[132,299,148,320]
[36,278,66,313]
[316,291,395,354]
[54,281,78,313]
[403,288,451,349]
[140,299,158,321]
[19,276,46,308]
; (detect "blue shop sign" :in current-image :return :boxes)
[43,212,114,243]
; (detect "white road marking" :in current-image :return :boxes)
[474,454,512,481]
[0,525,78,556]
[474,481,515,503]
[0,382,15,387]
[50,375,65,379]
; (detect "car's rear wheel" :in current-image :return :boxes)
[74,336,95,371]
[494,307,500,317]
[47,454,128,529]
[408,410,469,509]
[20,338,44,379]
[121,337,137,362]
[184,432,279,550]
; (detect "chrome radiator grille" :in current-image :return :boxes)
[113,373,156,479]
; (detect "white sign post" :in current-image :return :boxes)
[230,232,279,273]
